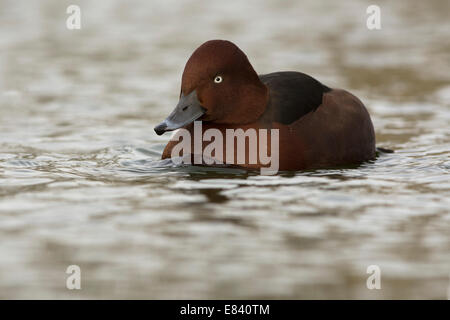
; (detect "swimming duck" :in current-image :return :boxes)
[154,40,376,171]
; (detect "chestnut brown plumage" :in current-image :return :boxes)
[155,40,376,170]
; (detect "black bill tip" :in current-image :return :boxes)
[154,122,168,136]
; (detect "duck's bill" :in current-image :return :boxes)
[154,90,206,136]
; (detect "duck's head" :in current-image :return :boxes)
[154,40,268,135]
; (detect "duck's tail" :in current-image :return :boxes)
[376,147,394,153]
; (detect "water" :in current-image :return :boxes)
[0,0,449,299]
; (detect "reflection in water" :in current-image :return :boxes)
[0,0,449,299]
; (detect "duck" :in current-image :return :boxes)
[154,40,376,172]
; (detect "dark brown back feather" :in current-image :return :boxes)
[260,71,331,125]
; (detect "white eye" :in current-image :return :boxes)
[214,75,223,83]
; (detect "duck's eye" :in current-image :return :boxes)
[214,76,223,83]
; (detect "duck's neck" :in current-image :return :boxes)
[218,81,269,125]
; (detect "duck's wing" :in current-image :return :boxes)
[259,71,331,125]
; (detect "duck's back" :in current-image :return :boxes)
[259,71,376,169]
[259,71,331,125]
